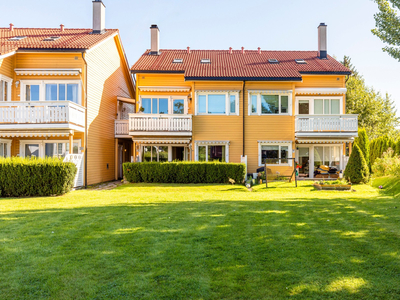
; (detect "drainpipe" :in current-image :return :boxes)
[82,51,88,188]
[242,81,246,156]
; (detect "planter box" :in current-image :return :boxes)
[314,184,351,191]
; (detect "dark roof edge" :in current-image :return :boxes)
[185,76,302,82]
[131,70,185,74]
[17,48,87,53]
[300,71,351,75]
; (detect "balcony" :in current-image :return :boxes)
[128,114,192,136]
[295,115,358,137]
[0,101,85,131]
[115,119,129,137]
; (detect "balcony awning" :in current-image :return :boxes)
[258,140,292,144]
[195,140,230,145]
[134,138,191,144]
[296,138,354,144]
[248,90,292,95]
[15,68,82,76]
[0,130,73,138]
[295,88,347,95]
[138,86,190,93]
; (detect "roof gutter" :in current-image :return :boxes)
[185,76,303,82]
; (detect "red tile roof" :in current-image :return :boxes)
[131,50,351,80]
[0,27,118,55]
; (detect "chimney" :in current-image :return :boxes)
[257,47,261,54]
[229,47,232,54]
[241,47,245,54]
[318,23,327,59]
[9,23,14,31]
[187,46,191,54]
[92,0,106,34]
[60,24,65,32]
[150,24,160,55]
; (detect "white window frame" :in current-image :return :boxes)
[0,74,13,101]
[19,139,82,158]
[194,141,230,162]
[295,96,344,115]
[258,142,293,167]
[20,80,82,105]
[248,91,292,116]
[138,96,189,115]
[195,91,239,116]
[0,138,12,157]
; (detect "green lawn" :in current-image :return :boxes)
[1,181,399,299]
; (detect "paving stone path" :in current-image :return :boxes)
[92,181,124,191]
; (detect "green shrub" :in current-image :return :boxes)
[0,157,77,197]
[344,144,370,184]
[372,148,400,177]
[354,128,370,170]
[123,161,246,184]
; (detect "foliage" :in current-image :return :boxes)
[318,179,349,185]
[369,134,396,166]
[341,56,399,139]
[344,143,370,184]
[0,157,76,197]
[373,175,400,197]
[123,161,246,184]
[354,128,371,170]
[372,0,400,61]
[372,148,400,177]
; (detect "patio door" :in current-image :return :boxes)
[297,147,310,178]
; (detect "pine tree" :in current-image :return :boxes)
[344,144,370,184]
[354,128,370,170]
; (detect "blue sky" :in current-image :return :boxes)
[2,0,400,117]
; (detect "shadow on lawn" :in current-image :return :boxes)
[1,195,400,299]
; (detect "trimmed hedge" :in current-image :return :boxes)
[0,157,77,197]
[123,162,246,184]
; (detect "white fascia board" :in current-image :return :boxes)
[0,51,16,60]
[85,32,118,54]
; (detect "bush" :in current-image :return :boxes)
[123,161,246,184]
[354,128,370,170]
[372,148,400,177]
[344,143,370,184]
[0,157,77,197]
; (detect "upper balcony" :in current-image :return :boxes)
[295,115,358,138]
[0,101,85,132]
[126,114,192,136]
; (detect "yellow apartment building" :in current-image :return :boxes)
[125,24,358,179]
[0,0,135,186]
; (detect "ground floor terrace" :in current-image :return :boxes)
[126,136,351,180]
[0,181,398,299]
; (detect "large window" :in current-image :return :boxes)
[142,146,168,162]
[296,97,342,115]
[22,81,81,104]
[196,92,239,115]
[314,99,340,114]
[45,84,79,103]
[140,96,188,115]
[258,142,292,166]
[249,92,291,115]
[20,140,81,158]
[314,146,341,169]
[0,140,11,158]
[196,142,229,162]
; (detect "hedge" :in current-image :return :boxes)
[0,157,77,197]
[123,162,246,184]
[354,128,370,171]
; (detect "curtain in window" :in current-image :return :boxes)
[46,84,58,101]
[67,84,79,103]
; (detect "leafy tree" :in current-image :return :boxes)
[354,128,370,170]
[372,0,400,61]
[344,144,370,184]
[341,56,399,139]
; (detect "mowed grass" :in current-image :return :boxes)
[1,182,400,299]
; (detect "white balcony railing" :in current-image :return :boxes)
[295,115,358,132]
[129,114,192,133]
[115,119,129,136]
[0,101,85,128]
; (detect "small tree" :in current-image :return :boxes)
[354,128,370,170]
[344,144,370,184]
